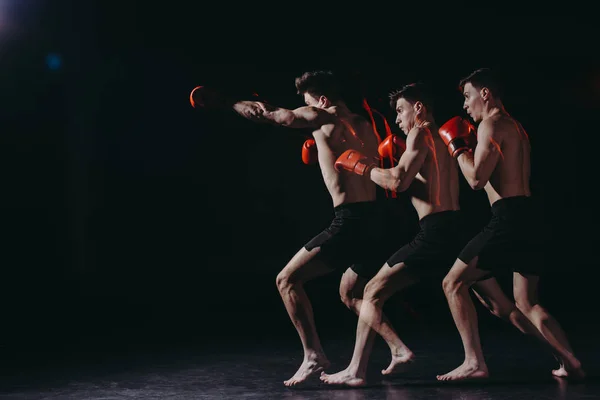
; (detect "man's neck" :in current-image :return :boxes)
[422,113,436,126]
[330,102,351,116]
[483,105,505,120]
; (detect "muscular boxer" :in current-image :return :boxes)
[436,68,584,381]
[320,83,468,387]
[192,71,409,386]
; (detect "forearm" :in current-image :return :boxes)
[370,167,402,192]
[232,101,296,126]
[457,151,481,189]
[260,100,298,126]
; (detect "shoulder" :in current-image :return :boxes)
[477,117,497,131]
[408,125,429,141]
[477,117,504,140]
[403,125,429,151]
[294,105,337,120]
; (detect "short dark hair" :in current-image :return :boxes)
[459,68,504,98]
[388,82,434,112]
[295,70,342,102]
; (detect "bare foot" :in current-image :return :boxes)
[283,355,330,387]
[436,361,489,381]
[320,368,367,387]
[381,351,415,375]
[552,359,585,381]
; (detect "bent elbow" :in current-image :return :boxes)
[267,110,295,127]
[470,179,486,190]
[388,169,409,193]
[392,170,414,193]
[394,179,411,193]
[279,116,294,127]
[393,174,413,193]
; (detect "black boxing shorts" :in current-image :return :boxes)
[385,210,467,278]
[304,201,386,279]
[458,196,543,277]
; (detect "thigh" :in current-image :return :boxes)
[304,224,364,273]
[444,256,491,286]
[365,262,419,302]
[279,246,335,284]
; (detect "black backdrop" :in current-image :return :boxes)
[1,4,599,368]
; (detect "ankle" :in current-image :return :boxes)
[304,350,326,363]
[391,346,413,357]
[347,363,364,377]
[464,357,485,369]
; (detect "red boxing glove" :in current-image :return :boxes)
[189,86,233,109]
[438,116,473,158]
[302,139,318,165]
[378,134,407,162]
[334,149,376,176]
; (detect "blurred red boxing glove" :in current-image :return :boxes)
[335,149,376,176]
[465,121,478,148]
[189,86,234,109]
[302,139,318,165]
[378,134,406,162]
[438,116,474,158]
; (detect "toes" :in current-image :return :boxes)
[284,378,297,387]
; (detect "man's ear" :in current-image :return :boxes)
[319,95,331,108]
[414,101,424,114]
[414,101,426,124]
[480,87,490,101]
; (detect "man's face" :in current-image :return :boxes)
[303,93,325,108]
[462,82,485,122]
[394,97,417,134]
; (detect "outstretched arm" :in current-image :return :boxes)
[370,127,428,192]
[457,119,501,190]
[233,101,333,129]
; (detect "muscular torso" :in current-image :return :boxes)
[312,111,379,207]
[408,125,461,220]
[482,114,531,205]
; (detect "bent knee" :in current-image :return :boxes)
[442,275,465,294]
[276,272,295,292]
[363,281,384,306]
[515,299,534,314]
[514,292,542,314]
[492,304,518,320]
[339,287,355,308]
[516,300,548,319]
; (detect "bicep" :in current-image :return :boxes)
[289,106,332,128]
[394,130,428,188]
[261,106,326,128]
[397,130,427,175]
[397,148,425,175]
[473,126,501,177]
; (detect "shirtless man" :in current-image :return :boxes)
[192,71,408,386]
[320,82,468,387]
[436,68,584,381]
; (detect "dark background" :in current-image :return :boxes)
[1,2,599,375]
